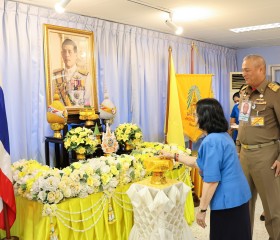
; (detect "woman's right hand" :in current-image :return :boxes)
[158,150,174,160]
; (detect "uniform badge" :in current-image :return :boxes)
[251,116,264,126]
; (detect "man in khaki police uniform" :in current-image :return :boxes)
[236,54,280,240]
[53,38,92,107]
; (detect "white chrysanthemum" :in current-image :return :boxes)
[109,177,119,188]
[62,186,72,198]
[92,174,101,187]
[70,182,81,196]
[70,170,83,182]
[38,191,47,202]
[100,165,110,174]
[86,185,94,195]
[44,176,60,192]
[78,187,89,198]
[47,191,56,203]
[31,181,40,194]
[12,170,20,182]
[54,190,64,203]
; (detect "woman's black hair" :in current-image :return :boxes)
[196,98,228,133]
[232,91,240,101]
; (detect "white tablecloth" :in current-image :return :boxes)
[127,177,195,240]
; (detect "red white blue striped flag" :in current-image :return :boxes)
[0,86,16,230]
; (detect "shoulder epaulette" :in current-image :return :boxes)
[53,68,63,74]
[268,82,280,92]
[78,68,89,76]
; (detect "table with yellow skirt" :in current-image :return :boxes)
[0,166,194,240]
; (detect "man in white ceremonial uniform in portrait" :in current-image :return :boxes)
[53,38,92,107]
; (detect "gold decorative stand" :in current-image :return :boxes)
[79,107,99,127]
[143,157,174,185]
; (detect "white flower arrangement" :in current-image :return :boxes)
[114,123,143,146]
[11,142,190,205]
[64,127,99,155]
[12,155,146,205]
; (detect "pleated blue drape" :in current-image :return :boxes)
[0,0,237,163]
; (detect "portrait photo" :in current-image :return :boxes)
[239,101,252,121]
[44,24,98,114]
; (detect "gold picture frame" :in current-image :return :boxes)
[44,24,98,114]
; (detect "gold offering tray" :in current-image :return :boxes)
[143,156,174,185]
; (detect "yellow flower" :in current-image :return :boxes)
[72,162,82,169]
[135,132,142,139]
[85,167,94,176]
[76,147,86,154]
[64,127,98,155]
[26,179,34,192]
[64,139,71,148]
[87,176,94,186]
[101,173,111,184]
[70,135,78,142]
[110,165,119,175]
[63,167,72,175]
[115,123,143,145]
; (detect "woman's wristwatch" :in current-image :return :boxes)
[198,207,207,213]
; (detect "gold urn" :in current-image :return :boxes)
[79,106,99,127]
[47,91,68,138]
[143,157,174,185]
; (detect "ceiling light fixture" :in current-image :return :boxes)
[55,0,71,14]
[230,23,280,33]
[165,19,183,35]
[127,0,183,35]
[165,12,183,35]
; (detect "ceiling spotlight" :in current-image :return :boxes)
[165,19,183,35]
[55,0,71,14]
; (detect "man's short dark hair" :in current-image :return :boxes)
[196,98,228,134]
[62,38,77,53]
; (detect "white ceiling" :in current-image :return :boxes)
[14,0,280,49]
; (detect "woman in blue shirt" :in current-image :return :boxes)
[230,91,240,143]
[161,98,252,240]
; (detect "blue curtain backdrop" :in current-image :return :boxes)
[0,0,237,163]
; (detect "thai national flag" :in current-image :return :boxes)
[0,86,16,230]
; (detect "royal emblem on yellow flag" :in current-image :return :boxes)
[176,74,213,142]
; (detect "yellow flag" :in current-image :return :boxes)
[176,74,213,142]
[165,50,185,147]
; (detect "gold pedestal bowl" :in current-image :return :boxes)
[144,157,174,185]
[79,107,99,127]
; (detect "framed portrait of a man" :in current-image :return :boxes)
[44,24,98,114]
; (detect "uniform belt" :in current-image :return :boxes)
[241,140,278,150]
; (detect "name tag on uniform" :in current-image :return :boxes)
[251,116,264,126]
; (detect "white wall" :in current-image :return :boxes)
[236,46,280,80]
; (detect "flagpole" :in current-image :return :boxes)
[1,195,18,240]
[189,42,195,149]
[164,47,172,143]
[3,202,10,239]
